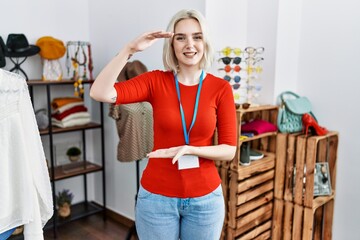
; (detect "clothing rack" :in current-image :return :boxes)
[126,159,141,240]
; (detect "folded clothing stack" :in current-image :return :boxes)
[51,97,90,128]
[241,119,278,135]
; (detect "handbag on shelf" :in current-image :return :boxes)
[277,91,317,133]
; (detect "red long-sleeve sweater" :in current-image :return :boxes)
[114,70,236,197]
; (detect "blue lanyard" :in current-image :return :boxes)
[174,70,204,145]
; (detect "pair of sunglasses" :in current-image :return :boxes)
[247,85,262,91]
[218,57,241,65]
[219,47,242,56]
[233,93,247,101]
[245,57,264,65]
[218,65,241,73]
[245,47,265,56]
[246,66,263,74]
[223,75,241,83]
[231,83,241,90]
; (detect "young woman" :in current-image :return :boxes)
[90,9,237,240]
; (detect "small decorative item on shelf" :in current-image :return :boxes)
[66,41,93,98]
[35,108,49,130]
[217,46,264,106]
[56,189,74,218]
[66,146,81,162]
[313,162,332,196]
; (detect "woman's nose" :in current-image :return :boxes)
[185,37,194,46]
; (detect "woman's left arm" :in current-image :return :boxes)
[147,144,236,164]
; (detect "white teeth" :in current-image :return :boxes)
[184,52,196,56]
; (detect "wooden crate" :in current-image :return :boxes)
[272,197,336,240]
[274,132,338,205]
[272,132,339,240]
[226,160,275,239]
[230,105,278,172]
[223,105,278,240]
[227,220,273,240]
[217,166,230,240]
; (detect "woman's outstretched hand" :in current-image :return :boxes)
[147,145,192,164]
[128,30,174,54]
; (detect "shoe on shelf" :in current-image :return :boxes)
[249,149,264,161]
[240,142,250,166]
[302,113,328,136]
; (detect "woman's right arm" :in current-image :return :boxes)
[90,31,173,103]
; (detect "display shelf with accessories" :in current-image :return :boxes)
[271,131,338,240]
[27,79,106,238]
[226,105,278,240]
[216,105,278,240]
[217,46,265,106]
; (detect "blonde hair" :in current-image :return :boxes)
[162,9,214,73]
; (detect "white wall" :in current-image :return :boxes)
[294,0,360,238]
[1,0,359,238]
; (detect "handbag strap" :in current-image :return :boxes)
[280,91,301,103]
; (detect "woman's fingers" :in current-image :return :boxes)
[147,147,179,158]
[147,146,192,165]
[130,30,173,53]
[147,30,174,39]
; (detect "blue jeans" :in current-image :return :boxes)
[135,184,225,240]
[0,228,16,240]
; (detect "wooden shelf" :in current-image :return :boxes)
[40,122,101,135]
[236,104,279,113]
[216,105,278,239]
[45,201,104,229]
[50,161,103,181]
[271,132,339,240]
[312,191,335,212]
[10,202,104,239]
[239,131,277,143]
[27,79,94,86]
[28,76,106,236]
[231,151,275,178]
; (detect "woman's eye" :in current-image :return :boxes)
[176,36,185,41]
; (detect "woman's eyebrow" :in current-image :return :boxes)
[173,32,203,36]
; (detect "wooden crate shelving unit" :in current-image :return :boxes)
[272,132,338,240]
[217,105,278,240]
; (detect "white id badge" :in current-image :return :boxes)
[178,155,200,170]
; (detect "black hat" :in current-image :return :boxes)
[6,34,40,58]
[0,37,5,67]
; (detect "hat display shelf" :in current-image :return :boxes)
[217,46,264,108]
[1,34,40,80]
[66,41,94,98]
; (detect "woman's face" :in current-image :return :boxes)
[172,18,204,69]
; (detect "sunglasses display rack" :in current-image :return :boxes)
[217,46,264,106]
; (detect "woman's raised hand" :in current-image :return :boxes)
[128,30,173,54]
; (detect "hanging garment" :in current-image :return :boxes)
[0,69,53,239]
[109,102,153,162]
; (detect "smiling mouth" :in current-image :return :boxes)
[183,52,197,57]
